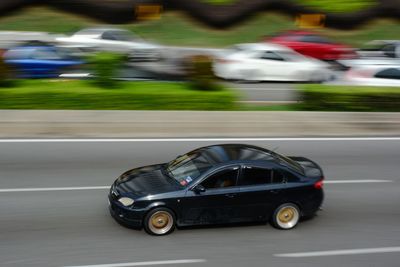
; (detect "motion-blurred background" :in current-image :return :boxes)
[0,0,399,112]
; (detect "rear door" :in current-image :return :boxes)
[235,165,287,221]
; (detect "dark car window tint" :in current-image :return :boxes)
[272,169,285,184]
[299,35,331,44]
[260,51,285,61]
[375,68,400,80]
[239,167,272,186]
[282,170,300,183]
[383,44,396,58]
[32,49,61,60]
[201,168,238,189]
[101,31,117,40]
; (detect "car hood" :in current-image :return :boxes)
[114,164,180,198]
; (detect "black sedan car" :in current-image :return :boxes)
[108,144,324,235]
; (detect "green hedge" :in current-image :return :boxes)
[298,85,400,112]
[0,80,237,110]
[203,0,376,12]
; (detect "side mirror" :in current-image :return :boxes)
[192,185,206,194]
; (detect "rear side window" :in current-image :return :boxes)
[239,166,271,185]
[282,170,300,183]
[239,166,285,186]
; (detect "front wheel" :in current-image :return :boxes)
[271,203,300,230]
[144,207,176,236]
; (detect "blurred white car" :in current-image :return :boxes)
[56,27,161,61]
[344,65,400,86]
[213,43,333,82]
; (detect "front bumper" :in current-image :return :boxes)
[108,194,145,228]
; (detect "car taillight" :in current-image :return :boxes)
[314,180,323,189]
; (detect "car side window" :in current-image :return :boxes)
[101,32,117,40]
[272,169,285,184]
[299,35,331,44]
[32,49,61,60]
[240,166,287,186]
[281,170,300,183]
[239,166,272,186]
[201,167,239,189]
[260,51,285,61]
[375,68,400,80]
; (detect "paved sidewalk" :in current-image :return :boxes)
[0,110,399,138]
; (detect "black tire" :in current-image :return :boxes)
[271,203,300,230]
[143,207,176,236]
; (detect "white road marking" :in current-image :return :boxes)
[324,179,392,184]
[0,180,393,193]
[0,186,109,193]
[0,137,399,143]
[274,246,400,258]
[64,259,206,267]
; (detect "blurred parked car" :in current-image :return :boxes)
[267,30,356,61]
[56,27,161,61]
[213,43,333,82]
[4,45,84,78]
[359,40,400,58]
[344,65,400,86]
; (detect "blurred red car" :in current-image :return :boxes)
[267,31,357,61]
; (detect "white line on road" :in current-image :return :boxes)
[0,186,109,193]
[64,259,206,267]
[0,137,399,143]
[324,179,392,184]
[0,180,393,193]
[274,246,400,258]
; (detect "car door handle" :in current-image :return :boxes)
[225,193,236,198]
[270,190,280,194]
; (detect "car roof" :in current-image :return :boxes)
[233,43,292,52]
[279,30,317,36]
[190,144,276,166]
[75,27,128,35]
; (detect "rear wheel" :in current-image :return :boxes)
[144,207,175,236]
[271,203,300,230]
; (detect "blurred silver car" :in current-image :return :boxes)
[56,27,161,61]
[213,43,333,82]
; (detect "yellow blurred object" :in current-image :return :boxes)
[135,5,162,20]
[296,14,325,28]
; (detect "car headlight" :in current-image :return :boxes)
[118,197,134,206]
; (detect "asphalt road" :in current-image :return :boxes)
[1,139,400,267]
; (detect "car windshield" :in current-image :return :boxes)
[277,50,308,62]
[165,152,212,187]
[109,30,141,42]
[269,150,305,175]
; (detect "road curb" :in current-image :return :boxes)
[0,110,399,138]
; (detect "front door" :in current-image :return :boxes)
[180,166,240,225]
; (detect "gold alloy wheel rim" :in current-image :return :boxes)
[148,211,173,235]
[276,206,299,229]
